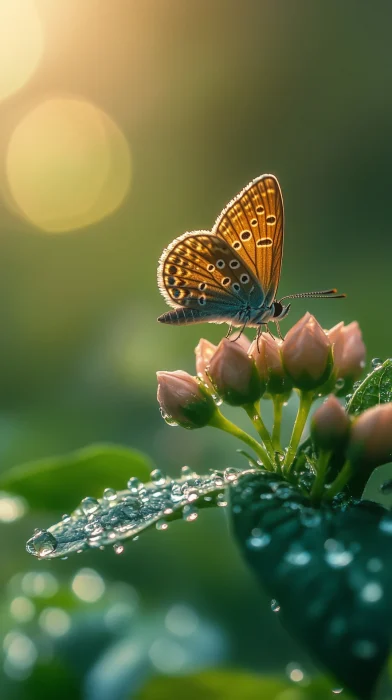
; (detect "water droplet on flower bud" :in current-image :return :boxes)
[271,599,280,612]
[181,466,192,477]
[113,543,124,554]
[28,529,57,558]
[371,358,382,369]
[332,688,343,695]
[335,378,345,390]
[103,488,117,502]
[183,504,198,521]
[217,493,228,507]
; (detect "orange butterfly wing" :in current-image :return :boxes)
[212,174,284,307]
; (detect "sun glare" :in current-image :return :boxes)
[6,98,132,233]
[0,0,44,101]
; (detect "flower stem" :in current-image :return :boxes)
[243,403,275,460]
[272,396,284,452]
[310,449,331,503]
[209,410,274,470]
[323,460,353,501]
[283,391,314,474]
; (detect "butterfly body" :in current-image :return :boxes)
[157,175,344,337]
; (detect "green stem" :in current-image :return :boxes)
[283,391,314,474]
[310,449,331,503]
[210,410,274,470]
[243,403,275,461]
[323,460,353,501]
[272,396,284,452]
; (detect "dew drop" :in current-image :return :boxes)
[300,508,322,528]
[271,599,280,612]
[150,469,166,486]
[285,546,311,567]
[183,504,198,522]
[324,540,353,568]
[379,478,392,495]
[29,530,57,558]
[113,543,124,555]
[335,378,345,390]
[360,581,383,603]
[332,688,344,695]
[181,466,193,477]
[103,488,117,502]
[246,531,271,549]
[156,519,168,531]
[224,467,240,482]
[217,493,228,507]
[81,497,100,515]
[371,358,382,369]
[345,393,353,402]
[127,477,141,493]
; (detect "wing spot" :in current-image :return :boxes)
[172,289,181,298]
[256,237,273,247]
[233,241,241,250]
[240,230,251,241]
[216,259,225,269]
[256,205,265,214]
[198,282,207,291]
[232,283,241,293]
[207,264,215,272]
[266,215,276,225]
[240,274,250,284]
[229,260,240,269]
[267,188,275,194]
[198,296,206,306]
[168,276,176,285]
[251,218,258,226]
[221,277,231,286]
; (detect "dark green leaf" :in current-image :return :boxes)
[0,443,152,511]
[136,670,339,700]
[231,472,392,700]
[347,360,392,416]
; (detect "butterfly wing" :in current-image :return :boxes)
[157,231,263,326]
[213,174,284,307]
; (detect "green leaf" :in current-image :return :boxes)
[231,472,392,700]
[0,443,152,511]
[137,670,339,700]
[347,360,392,416]
[26,467,248,559]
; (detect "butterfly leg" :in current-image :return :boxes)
[231,321,248,342]
[225,324,233,339]
[255,325,263,352]
[275,322,284,341]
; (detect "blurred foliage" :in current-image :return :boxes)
[0,444,152,511]
[1,0,392,698]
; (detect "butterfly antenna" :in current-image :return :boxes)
[279,289,346,302]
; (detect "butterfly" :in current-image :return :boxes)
[157,174,345,342]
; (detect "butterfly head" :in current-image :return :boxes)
[272,301,291,321]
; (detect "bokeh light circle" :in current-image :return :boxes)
[6,98,131,233]
[0,0,43,101]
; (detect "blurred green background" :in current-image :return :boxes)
[1,0,391,697]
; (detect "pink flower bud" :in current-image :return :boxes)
[311,395,350,451]
[249,333,292,396]
[348,403,392,469]
[207,338,264,406]
[195,339,217,385]
[281,313,333,391]
[157,370,216,429]
[328,321,366,382]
